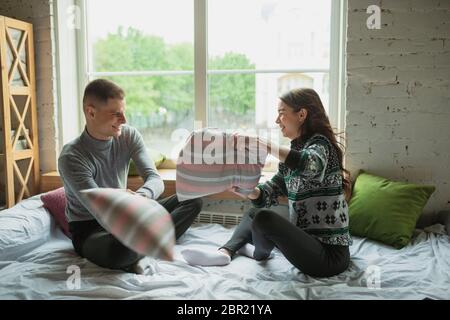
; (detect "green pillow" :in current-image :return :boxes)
[128,148,166,176]
[348,171,435,249]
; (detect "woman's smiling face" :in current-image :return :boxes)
[275,100,303,140]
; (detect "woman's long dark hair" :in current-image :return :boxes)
[280,88,351,200]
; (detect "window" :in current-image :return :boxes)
[76,0,344,164]
[83,0,194,156]
[208,0,331,146]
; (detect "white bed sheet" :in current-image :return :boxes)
[0,197,449,300]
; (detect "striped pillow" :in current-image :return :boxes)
[80,188,175,261]
[176,129,268,201]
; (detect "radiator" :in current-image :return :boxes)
[193,211,243,227]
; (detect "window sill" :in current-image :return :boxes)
[40,169,280,201]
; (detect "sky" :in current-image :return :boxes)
[86,0,331,65]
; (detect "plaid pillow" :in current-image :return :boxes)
[176,129,268,201]
[80,188,175,260]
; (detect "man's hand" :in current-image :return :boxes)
[127,189,150,199]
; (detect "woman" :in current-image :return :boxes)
[182,88,352,277]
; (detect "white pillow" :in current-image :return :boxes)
[0,196,52,261]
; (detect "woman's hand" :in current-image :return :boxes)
[246,187,261,200]
[229,187,260,200]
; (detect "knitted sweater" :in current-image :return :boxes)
[252,134,353,246]
[59,125,164,222]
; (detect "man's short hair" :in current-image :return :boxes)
[83,79,125,107]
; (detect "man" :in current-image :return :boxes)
[58,79,202,272]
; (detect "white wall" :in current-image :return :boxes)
[0,0,59,173]
[346,0,450,213]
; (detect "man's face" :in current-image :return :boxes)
[86,98,127,140]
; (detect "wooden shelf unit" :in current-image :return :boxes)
[0,16,39,208]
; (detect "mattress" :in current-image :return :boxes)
[0,196,449,300]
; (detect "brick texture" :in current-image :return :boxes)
[0,0,58,173]
[346,0,450,213]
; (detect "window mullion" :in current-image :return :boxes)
[194,0,208,128]
[75,0,88,131]
[329,0,346,132]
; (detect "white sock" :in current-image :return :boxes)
[133,257,153,274]
[181,248,231,266]
[237,244,274,259]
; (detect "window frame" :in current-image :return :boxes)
[69,0,346,168]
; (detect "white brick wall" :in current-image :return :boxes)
[346,0,450,213]
[0,0,58,173]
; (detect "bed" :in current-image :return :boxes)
[0,195,449,300]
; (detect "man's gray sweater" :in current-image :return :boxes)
[58,125,164,222]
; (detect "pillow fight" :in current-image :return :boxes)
[58,78,352,277]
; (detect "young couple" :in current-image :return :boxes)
[59,79,352,277]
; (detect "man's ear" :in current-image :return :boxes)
[85,104,96,120]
